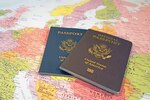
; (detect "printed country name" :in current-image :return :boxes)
[89,89,113,99]
[93,34,121,46]
[60,93,81,100]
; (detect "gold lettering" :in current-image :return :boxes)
[93,34,121,46]
[57,31,83,36]
[86,68,94,73]
[96,62,107,68]
[84,58,107,71]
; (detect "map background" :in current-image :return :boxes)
[0,0,150,100]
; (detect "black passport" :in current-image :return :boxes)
[39,27,87,75]
[60,29,132,94]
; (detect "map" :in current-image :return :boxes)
[0,0,150,100]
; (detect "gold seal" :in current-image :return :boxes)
[88,44,112,59]
[59,39,77,53]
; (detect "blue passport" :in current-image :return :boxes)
[39,27,87,75]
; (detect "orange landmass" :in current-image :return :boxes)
[123,78,135,99]
[91,25,116,35]
[0,51,18,60]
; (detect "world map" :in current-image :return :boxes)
[0,0,150,100]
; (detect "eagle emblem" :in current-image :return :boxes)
[59,39,77,53]
[88,44,112,59]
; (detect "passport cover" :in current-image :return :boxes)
[60,29,132,94]
[39,27,87,75]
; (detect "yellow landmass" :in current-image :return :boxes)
[91,25,116,35]
[47,19,58,27]
[36,80,57,100]
[125,54,150,100]
[0,53,30,100]
[51,76,76,81]
[96,0,120,19]
[0,51,18,60]
[18,27,35,34]
[51,0,90,16]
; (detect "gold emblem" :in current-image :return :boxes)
[59,39,77,53]
[88,44,112,59]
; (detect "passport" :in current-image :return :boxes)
[39,27,87,75]
[60,29,132,94]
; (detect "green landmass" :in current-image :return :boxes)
[12,30,22,39]
[0,55,30,100]
[46,19,59,27]
[0,10,8,16]
[125,54,150,100]
[96,0,120,19]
